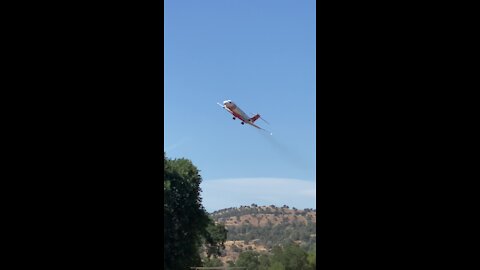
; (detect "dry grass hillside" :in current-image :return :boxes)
[209,205,316,265]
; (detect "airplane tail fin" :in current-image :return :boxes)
[249,114,261,123]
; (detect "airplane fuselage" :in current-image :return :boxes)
[223,101,250,122]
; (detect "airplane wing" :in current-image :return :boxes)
[217,102,231,112]
[247,121,273,135]
[248,122,262,129]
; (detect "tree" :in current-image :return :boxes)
[203,221,228,258]
[268,243,310,270]
[236,251,260,270]
[164,153,212,270]
[258,254,271,270]
[306,245,316,270]
[203,257,223,267]
[269,262,286,270]
[291,231,300,241]
[282,243,308,270]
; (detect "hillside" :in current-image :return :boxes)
[209,204,316,265]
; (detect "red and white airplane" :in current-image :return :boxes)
[217,100,272,134]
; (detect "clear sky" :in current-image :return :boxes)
[164,0,316,212]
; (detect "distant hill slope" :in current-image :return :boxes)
[209,204,316,265]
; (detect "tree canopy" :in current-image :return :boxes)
[164,153,226,269]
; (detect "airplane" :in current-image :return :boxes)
[217,100,272,134]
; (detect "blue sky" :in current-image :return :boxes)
[164,0,316,212]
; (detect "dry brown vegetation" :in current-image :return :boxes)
[209,205,316,265]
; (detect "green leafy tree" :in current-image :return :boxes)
[270,245,286,267]
[282,243,308,270]
[268,243,310,270]
[203,257,223,267]
[164,153,211,270]
[258,254,271,270]
[307,245,316,270]
[269,262,286,270]
[236,251,260,270]
[204,221,228,258]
